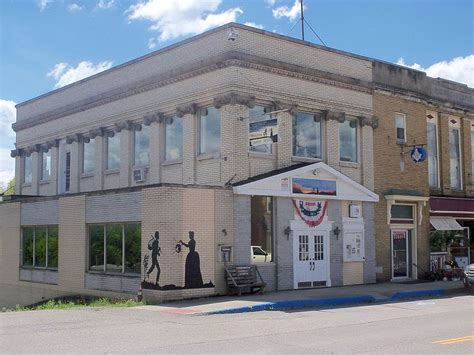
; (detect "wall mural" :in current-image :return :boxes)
[141,230,214,291]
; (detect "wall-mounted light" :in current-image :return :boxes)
[222,228,227,236]
[284,226,291,240]
[333,226,341,240]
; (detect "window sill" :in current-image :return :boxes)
[291,156,323,163]
[87,271,140,278]
[80,172,94,179]
[339,161,360,169]
[39,179,50,185]
[20,266,58,271]
[162,158,183,166]
[104,168,120,175]
[22,183,32,187]
[249,151,275,160]
[197,153,220,161]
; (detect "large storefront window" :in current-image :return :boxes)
[22,226,58,269]
[88,223,141,274]
[427,114,439,188]
[293,112,322,159]
[251,196,273,263]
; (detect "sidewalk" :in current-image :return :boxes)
[137,280,467,315]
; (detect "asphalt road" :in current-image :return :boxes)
[1,294,473,354]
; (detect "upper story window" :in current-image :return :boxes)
[395,113,406,144]
[164,115,183,160]
[82,138,96,174]
[293,112,322,159]
[23,155,32,184]
[199,107,220,155]
[339,119,358,163]
[40,150,51,181]
[89,223,141,274]
[449,118,462,189]
[471,122,474,185]
[106,132,120,170]
[22,225,58,269]
[134,125,150,166]
[249,106,273,154]
[426,113,439,188]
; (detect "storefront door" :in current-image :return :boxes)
[391,230,409,279]
[293,230,328,288]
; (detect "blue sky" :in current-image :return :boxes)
[0,0,473,186]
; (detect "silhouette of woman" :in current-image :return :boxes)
[179,231,203,288]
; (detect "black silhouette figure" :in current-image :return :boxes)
[179,231,203,289]
[147,231,161,285]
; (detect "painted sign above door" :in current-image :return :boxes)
[292,178,337,196]
[292,199,328,227]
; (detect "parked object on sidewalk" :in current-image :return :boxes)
[225,265,266,296]
[462,263,474,290]
[412,263,439,281]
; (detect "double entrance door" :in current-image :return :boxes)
[293,231,329,289]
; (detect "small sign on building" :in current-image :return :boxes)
[249,118,279,148]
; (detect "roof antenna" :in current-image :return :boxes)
[300,0,305,41]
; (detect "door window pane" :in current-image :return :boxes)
[23,227,34,266]
[339,120,357,162]
[41,150,51,180]
[249,106,273,154]
[83,138,95,173]
[107,133,120,170]
[48,226,59,268]
[165,116,183,160]
[34,227,47,267]
[106,224,123,273]
[24,155,32,184]
[314,235,324,260]
[293,112,322,158]
[298,235,309,261]
[199,107,220,154]
[134,125,150,166]
[427,122,438,187]
[89,225,104,272]
[251,196,273,262]
[449,128,461,189]
[124,224,141,274]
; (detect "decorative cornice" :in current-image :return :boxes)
[325,110,346,122]
[213,92,255,109]
[358,115,379,129]
[13,51,373,132]
[144,112,161,125]
[176,103,198,118]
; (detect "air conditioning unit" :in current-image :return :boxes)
[132,168,145,183]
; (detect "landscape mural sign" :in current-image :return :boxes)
[292,178,337,196]
[249,118,279,148]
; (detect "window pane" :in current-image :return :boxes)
[23,227,34,266]
[339,120,357,162]
[249,106,273,154]
[89,225,104,271]
[106,224,123,273]
[24,155,32,184]
[199,107,220,154]
[107,133,120,170]
[165,116,183,160]
[427,122,438,187]
[34,227,47,267]
[47,226,58,268]
[293,112,322,158]
[124,224,141,274]
[134,125,150,166]
[449,128,461,189]
[41,150,51,180]
[391,205,413,219]
[395,114,405,141]
[251,196,273,262]
[83,139,96,173]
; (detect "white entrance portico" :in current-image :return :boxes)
[233,162,379,290]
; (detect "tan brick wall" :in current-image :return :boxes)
[0,203,21,285]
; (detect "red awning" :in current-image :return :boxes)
[430,197,474,217]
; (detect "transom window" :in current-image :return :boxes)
[22,226,58,269]
[82,138,96,174]
[339,119,357,162]
[293,112,322,159]
[199,107,220,155]
[89,223,141,274]
[106,132,120,170]
[165,115,183,160]
[41,150,51,181]
[134,125,150,166]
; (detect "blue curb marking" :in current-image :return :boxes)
[206,288,447,315]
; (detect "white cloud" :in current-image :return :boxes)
[265,0,277,6]
[37,0,53,11]
[97,0,116,10]
[0,99,16,186]
[397,55,474,88]
[272,0,303,22]
[126,0,243,42]
[244,22,264,30]
[67,3,84,12]
[148,38,158,50]
[47,61,113,88]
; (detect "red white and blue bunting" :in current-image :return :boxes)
[292,199,328,227]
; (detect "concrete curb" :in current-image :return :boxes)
[206,288,448,315]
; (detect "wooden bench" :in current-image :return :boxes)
[224,265,266,296]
